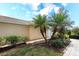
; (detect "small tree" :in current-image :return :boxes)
[33,15,49,44]
[49,9,74,40]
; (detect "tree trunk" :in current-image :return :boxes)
[44,26,47,41]
[40,27,48,44]
[50,26,57,39]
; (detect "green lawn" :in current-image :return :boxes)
[0,44,63,56]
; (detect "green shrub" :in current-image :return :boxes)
[1,35,29,45]
[22,36,28,42]
[0,37,2,42]
[0,37,6,45]
[5,35,19,45]
[18,36,28,43]
[49,39,64,48]
[0,37,3,45]
[53,32,60,39]
[64,34,69,39]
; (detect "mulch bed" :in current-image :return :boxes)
[0,39,45,53]
[32,43,65,53]
[0,40,71,53]
[0,43,26,53]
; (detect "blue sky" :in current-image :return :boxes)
[0,3,79,27]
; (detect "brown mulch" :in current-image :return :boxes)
[0,43,26,53]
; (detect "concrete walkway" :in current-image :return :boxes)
[64,39,79,56]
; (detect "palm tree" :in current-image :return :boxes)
[33,15,49,44]
[49,9,74,39]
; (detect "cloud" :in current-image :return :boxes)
[32,3,41,10]
[21,2,40,11]
[19,0,69,3]
[21,3,27,5]
[31,0,42,10]
[39,4,55,15]
[11,7,16,10]
[0,12,8,16]
[62,3,67,7]
[54,6,60,14]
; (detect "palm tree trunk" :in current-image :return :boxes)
[44,26,48,43]
[44,26,47,39]
[40,28,48,44]
[51,26,57,39]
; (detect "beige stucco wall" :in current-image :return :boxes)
[28,26,43,40]
[0,23,43,40]
[0,23,29,37]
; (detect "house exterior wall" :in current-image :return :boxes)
[28,25,43,40]
[0,23,29,37]
[0,23,43,40]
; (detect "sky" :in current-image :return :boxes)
[0,3,79,27]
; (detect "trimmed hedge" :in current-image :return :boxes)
[0,37,6,45]
[0,35,28,46]
[5,36,19,45]
[49,39,65,48]
[0,37,3,45]
[70,35,79,39]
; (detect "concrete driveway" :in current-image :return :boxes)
[64,39,79,56]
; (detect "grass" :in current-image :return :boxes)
[0,44,63,56]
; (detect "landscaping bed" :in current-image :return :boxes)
[0,37,71,56]
[0,43,63,56]
[0,35,71,56]
[0,42,25,53]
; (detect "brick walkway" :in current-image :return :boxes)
[64,39,79,56]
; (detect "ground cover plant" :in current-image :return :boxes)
[0,44,63,56]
